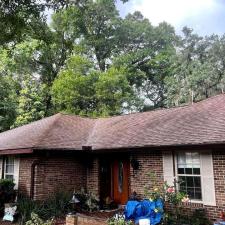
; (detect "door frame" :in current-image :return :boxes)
[99,154,130,205]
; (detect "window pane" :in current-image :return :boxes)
[186,153,192,164]
[178,153,185,165]
[178,168,184,174]
[192,152,200,165]
[195,188,202,200]
[178,176,186,187]
[178,175,202,200]
[187,187,195,198]
[185,168,192,174]
[177,152,202,200]
[186,176,194,187]
[193,168,200,174]
[6,165,14,173]
[5,175,14,180]
[193,176,201,188]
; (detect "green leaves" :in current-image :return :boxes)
[1,0,225,131]
[52,56,135,117]
[0,75,17,132]
[13,75,46,128]
[165,29,225,106]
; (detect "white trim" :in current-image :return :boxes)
[3,156,20,190]
[162,151,174,186]
[14,157,20,190]
[200,151,216,206]
[175,151,203,202]
[0,157,3,179]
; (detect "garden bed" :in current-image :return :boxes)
[55,209,122,225]
[81,208,122,219]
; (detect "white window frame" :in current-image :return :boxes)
[163,150,216,206]
[3,156,20,189]
[175,151,203,204]
[4,156,15,180]
[0,157,3,179]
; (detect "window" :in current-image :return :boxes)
[163,151,216,206]
[4,156,15,181]
[177,152,202,200]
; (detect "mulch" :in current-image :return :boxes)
[0,219,66,225]
[80,208,123,219]
[54,218,66,225]
[0,221,18,225]
[0,209,121,225]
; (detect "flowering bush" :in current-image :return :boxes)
[107,213,132,225]
[144,172,189,205]
[143,171,210,225]
[25,213,52,225]
[164,183,189,205]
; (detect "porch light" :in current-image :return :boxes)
[131,158,140,170]
[69,191,80,214]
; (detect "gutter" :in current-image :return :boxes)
[30,160,41,199]
[0,148,33,155]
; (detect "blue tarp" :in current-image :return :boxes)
[124,199,163,225]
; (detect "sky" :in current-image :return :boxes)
[117,0,225,36]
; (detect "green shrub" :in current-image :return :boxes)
[0,179,16,213]
[17,195,45,225]
[18,191,72,224]
[17,189,100,224]
[190,209,210,225]
[75,188,99,212]
[41,190,71,219]
[25,213,52,225]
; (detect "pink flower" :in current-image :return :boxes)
[167,187,175,193]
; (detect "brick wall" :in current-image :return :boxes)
[177,150,225,221]
[86,157,100,198]
[19,153,87,200]
[18,155,40,197]
[204,150,225,221]
[129,150,225,222]
[18,149,225,222]
[130,151,164,197]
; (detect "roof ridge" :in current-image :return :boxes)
[33,113,62,148]
[94,93,225,120]
[85,119,100,147]
[192,93,225,105]
[58,112,97,120]
[48,94,225,122]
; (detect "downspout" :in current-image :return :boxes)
[172,150,176,187]
[30,160,41,199]
[1,156,5,179]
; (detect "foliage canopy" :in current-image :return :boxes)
[0,0,225,130]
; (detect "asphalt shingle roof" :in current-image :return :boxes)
[1,94,225,152]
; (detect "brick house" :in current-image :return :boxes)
[1,94,225,220]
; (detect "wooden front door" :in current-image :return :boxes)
[112,159,130,204]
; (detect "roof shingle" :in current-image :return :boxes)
[1,94,225,152]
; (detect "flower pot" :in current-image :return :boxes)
[139,218,150,225]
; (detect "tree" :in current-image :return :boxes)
[54,0,123,71]
[114,13,178,109]
[0,47,18,131]
[165,28,225,106]
[52,55,135,116]
[13,75,45,128]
